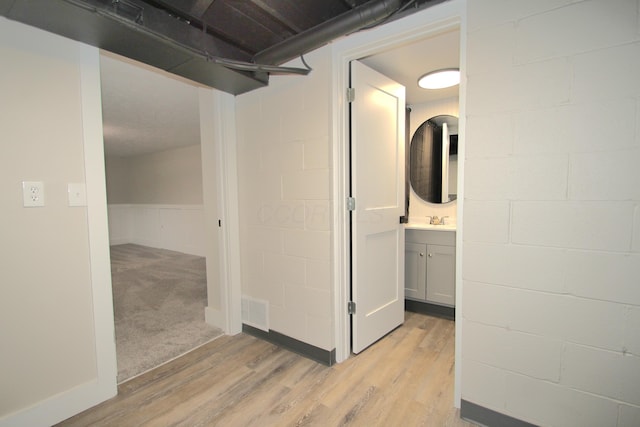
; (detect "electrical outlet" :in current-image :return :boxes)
[22,181,45,207]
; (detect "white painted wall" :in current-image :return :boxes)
[0,18,116,426]
[462,1,640,426]
[235,47,333,350]
[107,204,206,255]
[408,97,459,224]
[104,155,130,204]
[105,144,203,205]
[105,144,205,255]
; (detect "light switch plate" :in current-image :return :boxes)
[67,183,87,206]
[22,181,44,207]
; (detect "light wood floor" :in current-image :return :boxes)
[58,312,475,426]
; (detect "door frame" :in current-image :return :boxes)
[199,88,243,335]
[330,0,466,405]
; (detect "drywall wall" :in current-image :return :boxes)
[104,155,129,204]
[408,97,459,224]
[0,17,114,425]
[105,144,203,205]
[462,1,640,426]
[104,145,206,255]
[235,47,333,350]
[107,204,206,255]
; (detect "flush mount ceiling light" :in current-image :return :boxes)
[418,69,460,89]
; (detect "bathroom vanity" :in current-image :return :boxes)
[404,226,456,317]
[404,112,458,318]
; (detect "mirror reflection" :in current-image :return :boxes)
[409,115,458,204]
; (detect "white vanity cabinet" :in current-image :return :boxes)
[405,229,455,307]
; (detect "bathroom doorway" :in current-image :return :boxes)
[331,1,465,404]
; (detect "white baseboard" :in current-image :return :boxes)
[108,238,129,246]
[0,373,116,427]
[205,306,228,333]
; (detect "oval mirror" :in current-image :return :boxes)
[409,115,458,204]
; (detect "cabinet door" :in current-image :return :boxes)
[405,242,426,300]
[426,244,455,306]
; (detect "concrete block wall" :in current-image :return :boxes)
[462,1,640,426]
[235,48,333,350]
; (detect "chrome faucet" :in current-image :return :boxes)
[427,215,449,225]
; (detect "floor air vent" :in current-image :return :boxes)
[241,296,269,332]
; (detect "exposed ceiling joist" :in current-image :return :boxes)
[1,0,445,95]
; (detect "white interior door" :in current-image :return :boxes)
[350,60,406,354]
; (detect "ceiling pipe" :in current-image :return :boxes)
[253,0,403,66]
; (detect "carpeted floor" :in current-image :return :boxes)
[110,244,223,383]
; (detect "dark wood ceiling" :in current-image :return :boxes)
[1,0,443,94]
[142,0,406,60]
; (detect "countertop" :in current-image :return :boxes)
[404,223,456,231]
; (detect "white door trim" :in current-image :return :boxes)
[330,0,465,405]
[81,45,119,400]
[200,88,242,335]
[214,90,243,335]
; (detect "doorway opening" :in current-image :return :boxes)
[332,0,464,405]
[99,52,223,383]
[347,26,461,346]
[360,28,460,322]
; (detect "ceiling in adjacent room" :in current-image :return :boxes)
[100,53,202,158]
[360,28,460,105]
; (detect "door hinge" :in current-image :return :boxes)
[347,197,356,211]
[348,301,356,315]
[347,87,355,103]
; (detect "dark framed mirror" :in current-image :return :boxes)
[409,115,458,204]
